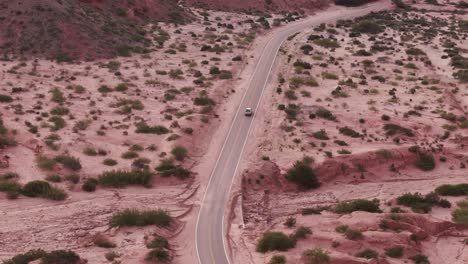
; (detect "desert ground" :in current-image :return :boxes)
[0,0,467,263]
[229,0,468,263]
[0,7,304,263]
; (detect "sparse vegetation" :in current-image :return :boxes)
[110,208,172,227]
[256,231,295,253]
[97,170,153,188]
[285,158,320,190]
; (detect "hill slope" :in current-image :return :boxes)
[0,0,187,60]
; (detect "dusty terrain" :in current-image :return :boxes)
[229,0,468,263]
[0,8,302,263]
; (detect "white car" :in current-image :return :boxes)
[245,108,253,116]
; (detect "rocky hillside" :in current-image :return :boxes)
[0,0,187,60]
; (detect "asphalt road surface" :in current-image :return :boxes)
[195,2,393,264]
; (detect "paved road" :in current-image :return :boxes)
[195,2,393,264]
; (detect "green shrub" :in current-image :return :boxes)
[312,130,329,140]
[146,248,170,262]
[397,192,448,213]
[383,124,414,137]
[147,236,169,249]
[40,250,80,264]
[82,178,98,192]
[291,226,312,241]
[155,159,191,179]
[83,147,97,156]
[50,106,69,116]
[435,184,468,196]
[315,108,336,121]
[50,88,65,103]
[64,174,80,184]
[410,254,430,264]
[355,248,378,259]
[93,235,116,248]
[54,155,82,171]
[314,38,340,49]
[256,231,295,253]
[452,208,468,224]
[0,94,13,103]
[285,159,320,190]
[115,83,128,92]
[36,156,57,170]
[334,199,381,214]
[339,127,361,138]
[98,170,153,188]
[2,249,46,264]
[136,124,170,134]
[335,225,348,233]
[269,255,286,264]
[121,151,139,159]
[415,152,435,171]
[352,20,384,34]
[0,179,21,192]
[385,246,404,258]
[301,206,329,215]
[194,96,215,106]
[171,145,188,161]
[49,116,66,131]
[321,72,338,80]
[21,180,67,200]
[344,228,363,240]
[103,158,118,166]
[46,175,62,183]
[303,248,330,264]
[110,208,172,227]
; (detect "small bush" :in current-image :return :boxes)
[256,231,295,253]
[334,199,381,214]
[146,248,170,262]
[93,234,116,248]
[303,248,330,264]
[171,145,188,161]
[269,255,286,264]
[36,156,56,170]
[21,180,67,200]
[54,155,82,171]
[103,158,118,166]
[2,249,46,264]
[452,208,468,224]
[339,127,361,138]
[435,184,468,196]
[397,192,448,213]
[98,170,153,188]
[291,226,312,240]
[82,178,98,192]
[344,228,363,240]
[352,20,384,34]
[147,236,169,249]
[355,248,378,259]
[410,254,430,264]
[383,124,414,137]
[385,246,404,258]
[285,159,320,190]
[415,152,435,171]
[316,108,336,121]
[136,124,169,135]
[312,130,329,140]
[41,250,80,264]
[335,225,348,233]
[155,159,191,179]
[110,208,172,227]
[0,94,13,103]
